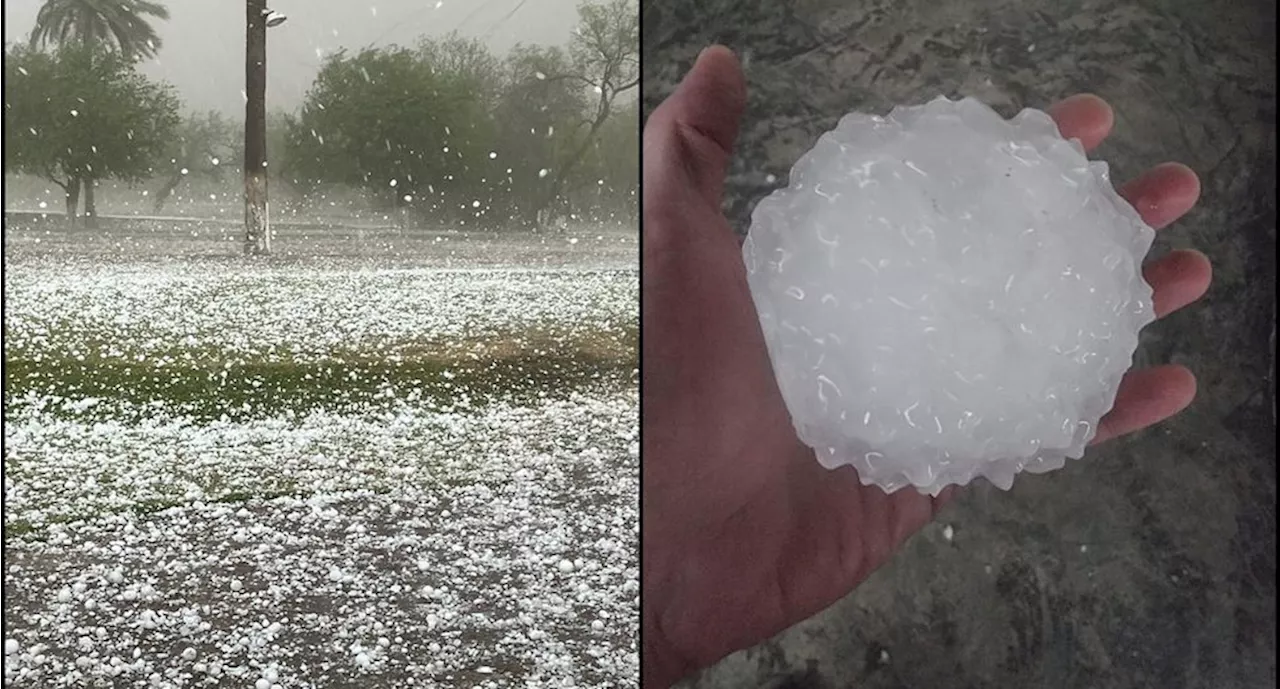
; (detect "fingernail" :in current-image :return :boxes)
[696,45,733,64]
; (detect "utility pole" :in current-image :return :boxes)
[243,3,287,255]
[244,0,268,255]
[243,0,274,255]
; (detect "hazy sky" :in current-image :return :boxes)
[4,0,581,115]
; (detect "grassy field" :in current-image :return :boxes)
[2,231,638,688]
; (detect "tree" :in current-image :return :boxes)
[152,110,238,212]
[285,42,498,227]
[491,44,588,225]
[536,0,638,220]
[572,97,638,222]
[282,1,637,231]
[20,0,172,222]
[3,44,180,226]
[417,33,504,112]
[28,0,170,60]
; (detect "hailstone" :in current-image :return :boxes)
[744,96,1156,495]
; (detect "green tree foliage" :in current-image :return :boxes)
[285,0,637,230]
[152,110,238,212]
[417,34,504,112]
[285,40,499,226]
[28,0,170,60]
[3,44,181,225]
[544,0,638,212]
[492,44,588,224]
[575,98,638,222]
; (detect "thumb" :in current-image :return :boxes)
[643,45,747,209]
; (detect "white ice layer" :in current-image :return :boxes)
[744,96,1156,495]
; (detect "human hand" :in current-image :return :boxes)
[640,46,1210,688]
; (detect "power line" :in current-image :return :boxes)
[481,0,532,40]
[366,2,440,48]
[456,0,512,36]
[365,0,510,49]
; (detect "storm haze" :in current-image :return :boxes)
[3,0,581,116]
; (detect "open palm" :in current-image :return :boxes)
[641,47,1210,688]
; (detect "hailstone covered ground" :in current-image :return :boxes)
[745,96,1156,495]
[3,230,638,688]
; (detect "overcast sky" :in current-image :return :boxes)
[4,0,581,115]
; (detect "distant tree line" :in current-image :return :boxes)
[3,44,180,223]
[3,0,637,231]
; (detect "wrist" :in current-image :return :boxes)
[642,602,697,689]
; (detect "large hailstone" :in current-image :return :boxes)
[744,96,1156,495]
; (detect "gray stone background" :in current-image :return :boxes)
[641,0,1276,687]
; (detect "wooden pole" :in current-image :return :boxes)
[244,0,269,255]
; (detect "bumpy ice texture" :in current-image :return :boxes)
[744,96,1156,495]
